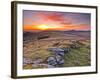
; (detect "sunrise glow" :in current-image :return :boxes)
[23,10,90,31]
[37,25,49,30]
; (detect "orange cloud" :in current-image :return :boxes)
[24,23,90,31]
[24,25,39,31]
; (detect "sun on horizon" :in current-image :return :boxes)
[37,24,50,30]
[23,10,90,31]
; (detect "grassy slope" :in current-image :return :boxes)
[63,45,90,67]
[23,31,90,69]
[24,41,91,69]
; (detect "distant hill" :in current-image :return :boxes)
[63,30,90,38]
[23,30,90,42]
[23,31,38,41]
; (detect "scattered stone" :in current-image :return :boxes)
[55,55,64,65]
[47,56,57,66]
[62,48,70,53]
[47,47,70,66]
[48,48,70,57]
[33,58,43,64]
[23,58,33,65]
[48,48,64,52]
[55,52,65,57]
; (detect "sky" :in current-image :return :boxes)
[23,10,91,31]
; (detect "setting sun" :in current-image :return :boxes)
[23,11,90,31]
[37,25,50,30]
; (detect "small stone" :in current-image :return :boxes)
[47,56,57,66]
[23,58,33,65]
[55,55,64,65]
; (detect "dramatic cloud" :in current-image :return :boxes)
[23,10,91,31]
